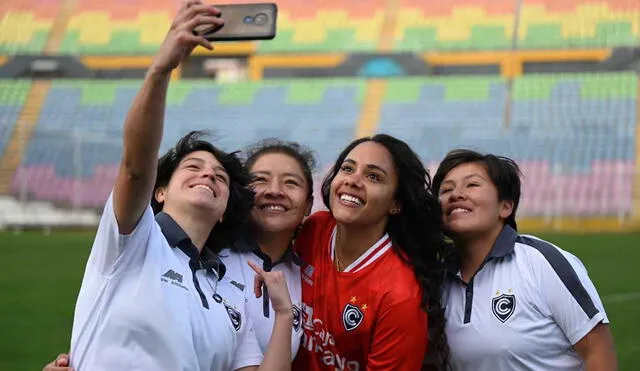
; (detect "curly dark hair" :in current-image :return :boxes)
[152,130,255,251]
[321,134,451,370]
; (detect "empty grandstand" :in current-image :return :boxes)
[0,0,639,232]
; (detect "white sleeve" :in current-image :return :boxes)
[86,190,154,277]
[532,242,608,345]
[231,296,264,370]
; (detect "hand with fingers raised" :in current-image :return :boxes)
[248,261,293,316]
[151,0,224,75]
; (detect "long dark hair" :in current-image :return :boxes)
[152,131,254,251]
[321,134,450,369]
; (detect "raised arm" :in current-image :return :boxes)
[114,0,222,233]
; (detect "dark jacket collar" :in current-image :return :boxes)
[155,212,226,280]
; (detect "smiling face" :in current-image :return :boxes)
[329,141,400,227]
[438,162,513,239]
[155,150,230,223]
[249,152,312,234]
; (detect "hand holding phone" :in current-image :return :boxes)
[193,3,277,42]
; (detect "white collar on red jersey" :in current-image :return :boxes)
[330,227,393,273]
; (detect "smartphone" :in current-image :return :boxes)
[194,3,277,42]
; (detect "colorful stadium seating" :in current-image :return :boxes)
[510,72,636,215]
[518,0,640,48]
[257,0,386,52]
[58,0,387,54]
[376,73,637,216]
[0,80,31,155]
[59,0,181,54]
[393,0,517,51]
[0,0,60,53]
[8,73,637,216]
[11,79,366,207]
[2,0,638,54]
[393,0,639,51]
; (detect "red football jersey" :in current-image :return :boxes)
[293,211,428,371]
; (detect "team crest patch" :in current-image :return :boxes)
[224,303,242,331]
[342,303,364,331]
[292,305,301,332]
[491,293,516,323]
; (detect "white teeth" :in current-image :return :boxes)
[194,184,213,194]
[451,208,470,214]
[340,194,364,206]
[262,205,286,212]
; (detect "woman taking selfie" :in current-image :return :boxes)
[60,2,294,370]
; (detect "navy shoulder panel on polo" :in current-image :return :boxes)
[516,235,599,319]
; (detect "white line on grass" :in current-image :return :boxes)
[602,292,640,303]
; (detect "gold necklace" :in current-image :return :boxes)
[334,248,343,272]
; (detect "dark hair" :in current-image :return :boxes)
[432,149,522,230]
[321,134,450,370]
[243,138,317,200]
[152,131,255,251]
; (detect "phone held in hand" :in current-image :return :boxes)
[194,3,277,42]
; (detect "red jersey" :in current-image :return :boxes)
[293,211,428,371]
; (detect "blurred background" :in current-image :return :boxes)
[0,0,638,369]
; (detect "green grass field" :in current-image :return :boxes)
[0,231,638,370]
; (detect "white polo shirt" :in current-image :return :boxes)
[218,236,303,360]
[69,193,263,371]
[444,225,608,371]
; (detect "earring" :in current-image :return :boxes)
[391,208,400,215]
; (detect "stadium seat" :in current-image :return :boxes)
[378,76,508,160]
[376,73,636,217]
[518,0,640,48]
[58,0,387,54]
[59,0,181,54]
[3,0,639,54]
[7,73,638,216]
[0,0,59,54]
[259,0,386,52]
[393,0,516,51]
[11,79,365,207]
[511,72,637,216]
[0,80,31,155]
